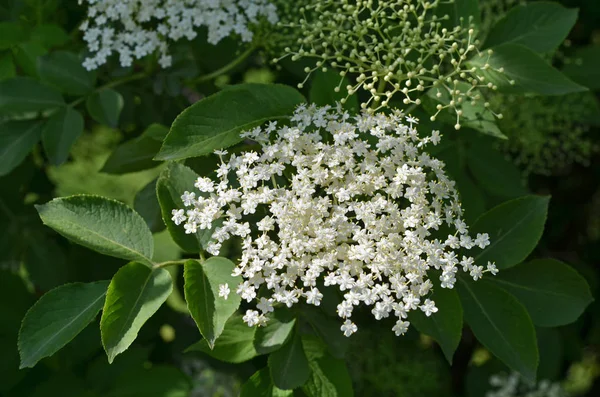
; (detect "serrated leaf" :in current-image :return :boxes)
[186,314,258,363]
[269,330,310,390]
[101,262,173,363]
[483,2,578,53]
[469,44,587,95]
[18,281,109,368]
[458,277,538,382]
[254,309,296,355]
[42,107,84,165]
[184,257,241,347]
[37,51,94,95]
[156,83,305,161]
[490,259,593,327]
[0,119,43,176]
[101,124,168,174]
[410,280,463,364]
[471,195,549,269]
[156,162,216,252]
[0,77,63,115]
[86,89,124,128]
[240,368,293,397]
[35,195,154,266]
[302,351,354,397]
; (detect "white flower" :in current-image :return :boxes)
[78,0,278,69]
[171,209,186,225]
[242,309,261,326]
[173,104,493,336]
[486,262,499,276]
[340,320,357,337]
[218,283,230,299]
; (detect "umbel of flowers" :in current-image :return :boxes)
[172,104,497,336]
[78,0,278,69]
[274,0,503,127]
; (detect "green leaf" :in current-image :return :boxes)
[439,0,481,29]
[0,52,16,81]
[466,136,528,199]
[156,162,216,252]
[469,43,587,95]
[101,124,168,174]
[302,352,354,397]
[13,41,47,77]
[240,368,293,397]
[134,179,165,233]
[86,89,124,128]
[410,280,463,364]
[30,24,70,49]
[107,366,191,397]
[0,77,64,115]
[471,195,550,269]
[269,330,310,390]
[489,259,593,327]
[186,314,258,363]
[18,281,109,368]
[301,306,348,359]
[0,22,27,49]
[35,195,154,266]
[457,277,538,382]
[0,120,43,176]
[184,257,241,348]
[309,69,358,112]
[483,2,578,53]
[562,46,600,91]
[42,107,84,165]
[156,83,305,161]
[254,309,296,354]
[101,262,173,363]
[37,51,94,95]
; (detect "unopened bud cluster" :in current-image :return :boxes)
[273,0,503,127]
[172,104,496,336]
[78,0,278,70]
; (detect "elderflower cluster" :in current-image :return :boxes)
[492,92,599,176]
[487,372,567,397]
[78,0,278,70]
[172,104,496,336]
[273,0,501,126]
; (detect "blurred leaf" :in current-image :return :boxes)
[101,262,172,363]
[0,22,27,49]
[490,259,593,327]
[0,77,63,114]
[30,24,69,49]
[134,178,165,233]
[483,3,578,53]
[562,45,600,91]
[469,43,587,95]
[0,52,16,81]
[36,195,155,266]
[101,124,167,174]
[410,280,463,364]
[309,69,358,112]
[458,277,538,382]
[23,229,68,290]
[38,51,94,95]
[13,41,47,77]
[186,314,258,363]
[86,89,124,127]
[254,309,296,355]
[42,107,84,165]
[18,281,109,368]
[0,120,43,176]
[184,257,241,348]
[536,327,563,380]
[470,195,549,269]
[240,368,293,397]
[269,330,310,390]
[156,83,305,161]
[107,365,191,397]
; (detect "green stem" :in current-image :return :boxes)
[187,45,256,85]
[153,260,187,270]
[68,72,149,108]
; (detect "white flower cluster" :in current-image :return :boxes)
[487,372,566,397]
[172,104,496,336]
[78,0,278,70]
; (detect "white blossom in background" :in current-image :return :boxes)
[172,104,496,336]
[487,372,567,397]
[78,0,278,70]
